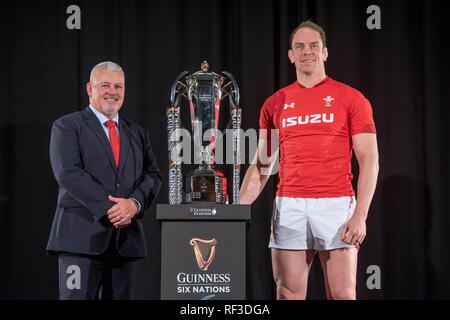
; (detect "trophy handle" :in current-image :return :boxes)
[221,71,242,205]
[168,70,189,205]
[221,71,240,106]
[170,70,189,105]
[213,71,241,137]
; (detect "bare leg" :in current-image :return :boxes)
[318,248,358,300]
[271,248,316,300]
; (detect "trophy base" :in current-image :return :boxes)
[183,166,227,204]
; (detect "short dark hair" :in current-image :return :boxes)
[289,20,327,49]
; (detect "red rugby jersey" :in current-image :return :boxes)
[259,76,376,198]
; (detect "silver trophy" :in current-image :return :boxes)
[167,61,242,205]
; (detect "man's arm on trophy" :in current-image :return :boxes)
[239,137,278,205]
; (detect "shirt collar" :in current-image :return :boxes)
[295,76,330,89]
[89,104,119,127]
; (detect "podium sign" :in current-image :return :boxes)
[157,204,250,300]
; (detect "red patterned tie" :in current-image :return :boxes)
[105,120,120,168]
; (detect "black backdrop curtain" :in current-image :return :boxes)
[0,0,448,299]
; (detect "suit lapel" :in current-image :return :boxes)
[83,107,118,174]
[117,118,131,178]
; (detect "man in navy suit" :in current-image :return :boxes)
[47,61,161,300]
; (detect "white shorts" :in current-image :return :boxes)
[269,196,357,251]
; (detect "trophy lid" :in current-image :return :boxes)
[191,60,221,82]
[201,60,209,72]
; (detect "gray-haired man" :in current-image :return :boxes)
[47,61,161,299]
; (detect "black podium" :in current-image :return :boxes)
[157,203,251,300]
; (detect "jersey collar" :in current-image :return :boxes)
[295,76,330,89]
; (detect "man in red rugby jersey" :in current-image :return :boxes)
[240,21,379,300]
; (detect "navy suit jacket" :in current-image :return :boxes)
[47,107,161,258]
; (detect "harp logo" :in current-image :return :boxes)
[190,238,217,271]
[177,238,231,296]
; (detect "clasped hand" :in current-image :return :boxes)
[106,195,138,228]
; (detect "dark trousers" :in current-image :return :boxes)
[58,232,138,300]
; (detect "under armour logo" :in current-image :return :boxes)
[284,102,295,109]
